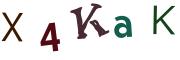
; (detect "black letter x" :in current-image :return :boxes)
[2,12,23,41]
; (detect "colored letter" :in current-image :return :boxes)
[114,16,132,38]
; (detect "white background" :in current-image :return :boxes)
[0,0,179,60]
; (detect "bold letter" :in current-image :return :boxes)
[153,6,175,34]
[71,3,109,39]
[114,16,132,38]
